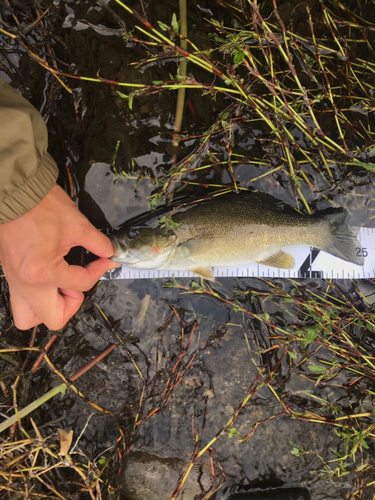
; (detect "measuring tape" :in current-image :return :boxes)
[103,227,374,280]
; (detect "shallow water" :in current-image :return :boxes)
[1,1,375,499]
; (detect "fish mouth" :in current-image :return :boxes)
[110,248,143,267]
[110,238,144,267]
[109,236,127,262]
[110,253,142,267]
[118,260,142,268]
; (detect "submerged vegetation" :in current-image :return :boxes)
[1,0,375,499]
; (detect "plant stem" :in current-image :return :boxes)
[174,0,188,137]
[0,384,67,434]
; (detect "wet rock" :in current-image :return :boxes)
[119,451,211,500]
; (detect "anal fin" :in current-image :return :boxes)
[258,250,295,269]
[190,266,215,281]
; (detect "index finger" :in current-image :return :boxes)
[74,223,115,259]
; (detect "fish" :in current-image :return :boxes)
[110,192,364,280]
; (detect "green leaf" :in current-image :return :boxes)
[157,21,168,31]
[298,325,319,348]
[116,91,129,100]
[128,94,134,110]
[208,33,226,43]
[292,175,301,189]
[291,447,301,457]
[229,34,240,43]
[234,50,244,64]
[263,311,270,321]
[288,351,297,360]
[163,281,177,288]
[308,365,326,373]
[359,436,370,449]
[305,53,315,65]
[305,329,318,345]
[171,13,179,35]
[159,215,179,228]
[228,428,240,438]
[98,457,107,465]
[210,19,224,28]
[152,80,164,85]
[353,159,375,172]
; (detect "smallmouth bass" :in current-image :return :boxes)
[110,193,363,280]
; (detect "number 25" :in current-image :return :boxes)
[356,247,368,258]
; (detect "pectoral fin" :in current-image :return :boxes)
[258,250,295,269]
[190,266,215,281]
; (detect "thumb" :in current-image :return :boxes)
[85,257,121,280]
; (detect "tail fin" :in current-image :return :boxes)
[323,212,364,266]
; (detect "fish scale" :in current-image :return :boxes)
[169,197,327,267]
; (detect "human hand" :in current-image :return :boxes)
[0,184,119,330]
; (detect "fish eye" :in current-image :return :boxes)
[128,229,139,239]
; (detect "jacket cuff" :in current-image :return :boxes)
[0,152,59,224]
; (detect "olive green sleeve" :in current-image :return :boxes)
[0,78,59,224]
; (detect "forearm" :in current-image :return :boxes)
[0,78,58,224]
